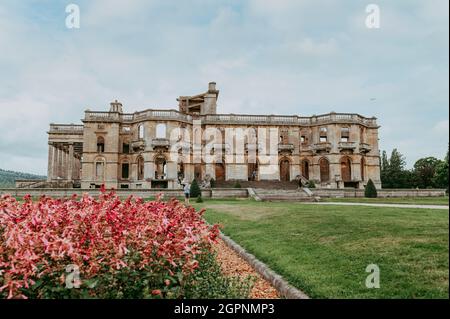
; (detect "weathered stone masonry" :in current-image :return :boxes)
[46,82,382,189]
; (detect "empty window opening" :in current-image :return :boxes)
[156,123,167,139]
[341,127,350,142]
[319,127,328,143]
[122,163,129,179]
[97,136,105,153]
[138,125,144,139]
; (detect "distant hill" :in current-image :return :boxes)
[0,168,46,188]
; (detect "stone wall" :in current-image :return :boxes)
[1,187,445,199]
[313,188,447,198]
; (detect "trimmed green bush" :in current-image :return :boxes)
[306,180,316,188]
[210,178,216,188]
[365,179,378,198]
[190,179,201,198]
[233,182,242,188]
[196,195,204,203]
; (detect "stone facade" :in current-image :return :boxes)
[47,82,382,189]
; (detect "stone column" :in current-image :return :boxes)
[47,143,54,182]
[59,147,64,179]
[68,143,74,181]
[55,146,61,179]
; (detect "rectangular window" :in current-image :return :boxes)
[122,163,129,179]
[123,143,130,154]
[341,127,350,142]
[319,127,328,143]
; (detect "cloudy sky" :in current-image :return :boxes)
[0,0,448,175]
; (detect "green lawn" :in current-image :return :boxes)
[323,196,449,206]
[194,199,449,299]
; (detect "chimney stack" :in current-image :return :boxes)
[208,82,217,92]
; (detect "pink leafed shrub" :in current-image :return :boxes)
[0,187,219,299]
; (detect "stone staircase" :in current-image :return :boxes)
[252,187,320,202]
[215,180,299,190]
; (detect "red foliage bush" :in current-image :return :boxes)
[0,188,219,299]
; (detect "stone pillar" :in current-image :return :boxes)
[47,143,54,182]
[56,146,61,179]
[68,143,74,181]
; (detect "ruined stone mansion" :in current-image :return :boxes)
[44,82,381,190]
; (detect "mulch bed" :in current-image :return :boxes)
[213,239,280,299]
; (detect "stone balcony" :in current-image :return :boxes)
[278,144,294,153]
[152,138,170,150]
[338,141,357,152]
[300,144,313,153]
[313,142,332,153]
[131,140,146,152]
[359,143,372,153]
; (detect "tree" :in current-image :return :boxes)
[365,179,378,198]
[413,157,440,188]
[387,149,409,188]
[432,147,449,191]
[380,150,390,188]
[190,179,201,198]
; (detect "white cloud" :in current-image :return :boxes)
[0,0,448,174]
[433,120,449,135]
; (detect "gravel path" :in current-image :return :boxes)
[213,239,280,299]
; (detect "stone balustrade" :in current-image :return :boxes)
[338,141,357,151]
[83,110,378,127]
[49,124,84,134]
[313,142,332,153]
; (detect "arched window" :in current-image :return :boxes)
[97,136,105,153]
[301,159,310,180]
[137,156,144,180]
[319,157,330,182]
[155,155,166,180]
[341,157,352,182]
[138,125,144,139]
[121,161,130,179]
[156,123,166,138]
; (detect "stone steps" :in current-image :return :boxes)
[215,180,299,190]
[253,188,319,202]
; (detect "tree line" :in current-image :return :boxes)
[381,146,449,190]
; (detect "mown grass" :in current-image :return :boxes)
[323,196,449,206]
[193,199,449,299]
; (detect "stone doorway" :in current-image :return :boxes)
[301,160,310,180]
[248,162,258,181]
[280,159,290,181]
[215,163,226,182]
[341,157,352,182]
